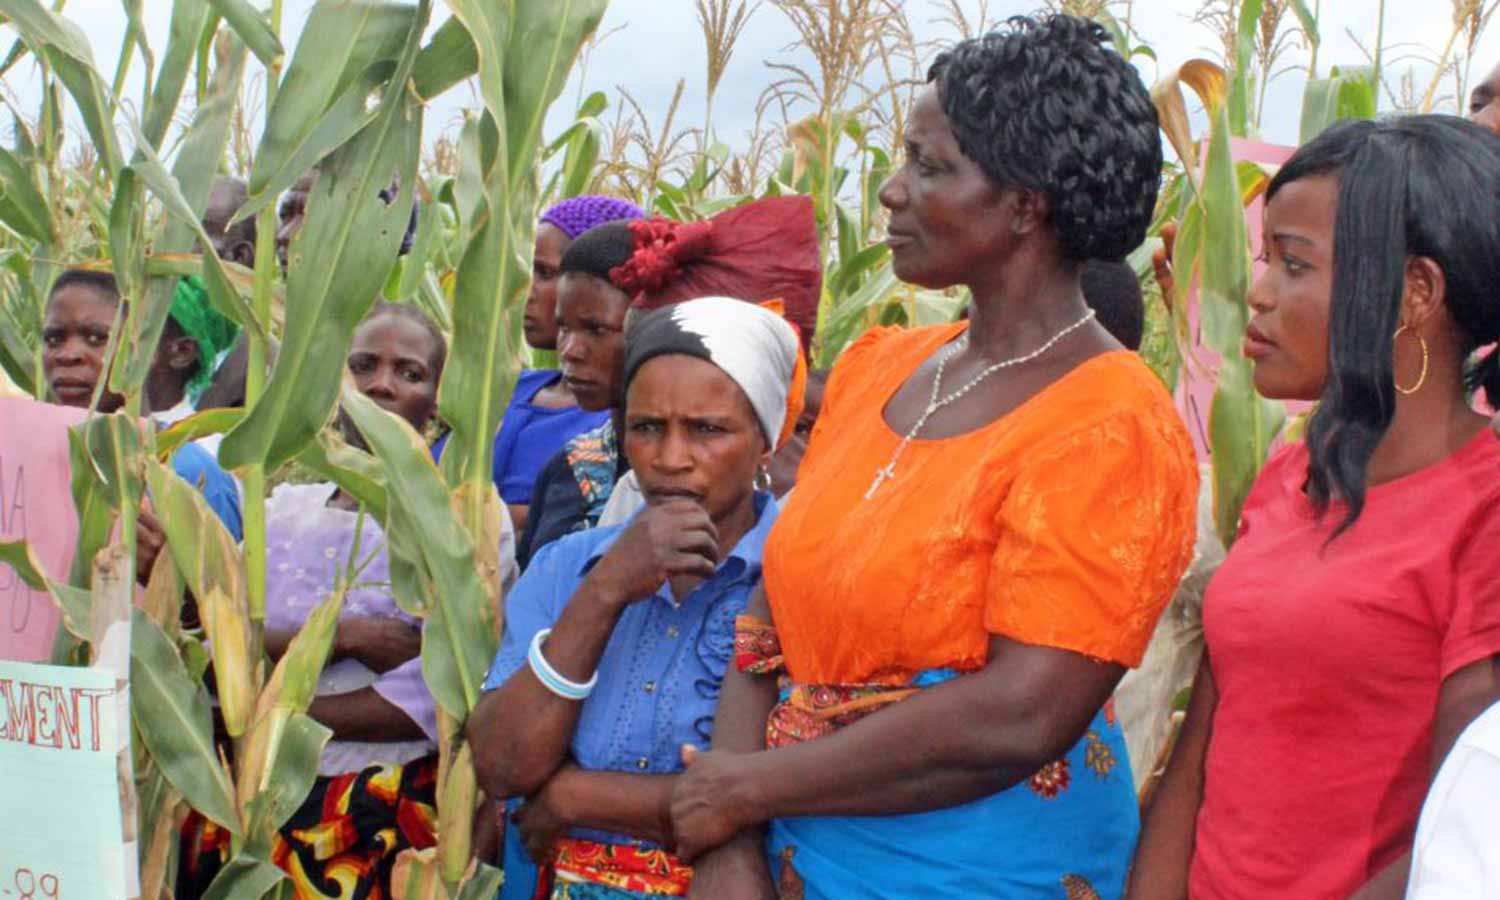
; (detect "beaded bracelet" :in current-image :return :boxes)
[528,628,598,701]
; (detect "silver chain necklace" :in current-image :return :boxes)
[864,308,1098,500]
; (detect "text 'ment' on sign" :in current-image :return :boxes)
[0,659,128,898]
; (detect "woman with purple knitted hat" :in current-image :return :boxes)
[434,195,643,534]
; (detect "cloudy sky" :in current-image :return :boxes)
[1,1,1492,166]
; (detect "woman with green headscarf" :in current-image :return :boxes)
[154,275,241,455]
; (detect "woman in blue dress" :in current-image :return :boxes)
[468,297,807,899]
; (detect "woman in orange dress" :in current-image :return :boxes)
[665,15,1198,899]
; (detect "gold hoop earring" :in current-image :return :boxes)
[1393,325,1429,396]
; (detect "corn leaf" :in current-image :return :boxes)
[146,459,256,736]
[294,430,389,520]
[136,764,184,900]
[0,539,90,639]
[157,407,245,458]
[438,0,606,494]
[131,609,241,834]
[1197,103,1250,360]
[266,587,344,719]
[1290,0,1319,57]
[236,584,346,816]
[1209,358,1285,547]
[456,865,504,900]
[435,0,518,488]
[391,849,446,900]
[106,164,164,402]
[341,386,494,718]
[1298,66,1376,144]
[1228,0,1264,136]
[200,852,285,900]
[243,712,329,837]
[241,1,415,217]
[0,0,123,174]
[0,36,29,78]
[140,0,209,151]
[436,710,477,881]
[206,0,282,68]
[141,540,186,639]
[0,143,54,243]
[413,13,478,100]
[816,256,897,366]
[1198,100,1284,544]
[66,415,145,585]
[220,2,428,471]
[166,27,249,256]
[111,0,153,105]
[1150,59,1228,189]
[0,301,38,396]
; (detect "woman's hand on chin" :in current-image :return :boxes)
[587,498,720,604]
[671,745,767,863]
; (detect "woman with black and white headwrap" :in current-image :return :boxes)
[468,297,804,900]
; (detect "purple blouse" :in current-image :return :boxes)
[264,482,437,774]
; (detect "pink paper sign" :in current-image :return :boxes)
[0,397,87,662]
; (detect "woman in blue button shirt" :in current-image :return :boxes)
[468,297,806,899]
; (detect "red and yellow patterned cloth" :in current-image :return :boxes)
[550,837,694,896]
[736,614,920,749]
[177,756,437,900]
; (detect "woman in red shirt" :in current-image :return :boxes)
[1128,116,1500,898]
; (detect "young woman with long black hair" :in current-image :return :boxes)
[1129,116,1500,900]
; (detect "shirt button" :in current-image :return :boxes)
[644,681,656,694]
[636,757,649,770]
[666,626,679,638]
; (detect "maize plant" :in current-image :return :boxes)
[0,0,604,896]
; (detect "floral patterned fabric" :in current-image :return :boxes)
[549,837,694,897]
[735,616,1135,897]
[763,665,1136,899]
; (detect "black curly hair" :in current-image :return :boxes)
[1271,116,1500,538]
[927,14,1162,262]
[559,221,635,284]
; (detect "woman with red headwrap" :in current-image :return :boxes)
[514,195,821,570]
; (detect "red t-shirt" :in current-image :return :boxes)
[1191,430,1500,898]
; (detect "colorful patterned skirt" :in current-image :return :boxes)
[499,812,693,900]
[737,615,1138,900]
[177,756,438,900]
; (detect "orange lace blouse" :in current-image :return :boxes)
[763,324,1199,685]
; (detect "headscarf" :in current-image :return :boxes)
[169,275,241,399]
[622,296,807,450]
[540,195,645,240]
[607,195,822,354]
